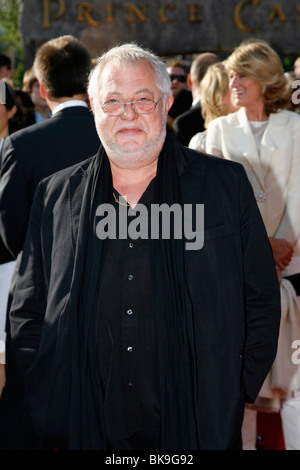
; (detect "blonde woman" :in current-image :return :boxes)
[189,61,236,151]
[206,39,300,450]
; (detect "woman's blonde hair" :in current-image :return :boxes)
[226,39,290,114]
[200,61,232,127]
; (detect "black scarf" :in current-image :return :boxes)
[67,133,201,449]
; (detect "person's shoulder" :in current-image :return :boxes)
[0,121,50,166]
[267,109,300,134]
[176,103,201,121]
[275,109,300,124]
[207,111,238,130]
[188,131,205,150]
[7,119,48,142]
[40,154,96,194]
[8,107,93,143]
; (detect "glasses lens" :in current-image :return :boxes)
[134,100,156,113]
[169,74,186,83]
[102,98,158,115]
[103,103,123,115]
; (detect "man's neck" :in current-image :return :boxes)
[110,158,158,207]
[35,105,50,120]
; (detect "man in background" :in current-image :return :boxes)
[165,59,192,127]
[0,34,100,449]
[173,52,219,146]
[22,67,51,122]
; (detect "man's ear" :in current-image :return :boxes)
[89,97,95,112]
[7,104,17,120]
[165,93,174,113]
[39,83,47,99]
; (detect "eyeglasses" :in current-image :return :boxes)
[101,94,164,116]
[169,74,187,83]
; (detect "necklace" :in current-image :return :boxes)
[113,191,130,207]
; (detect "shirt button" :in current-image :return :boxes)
[127,346,133,352]
[128,274,134,281]
[128,382,134,387]
[127,309,133,315]
[129,242,134,248]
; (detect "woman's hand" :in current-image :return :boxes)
[269,237,294,270]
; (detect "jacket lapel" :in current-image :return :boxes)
[68,169,88,253]
[179,155,205,253]
[180,153,205,206]
[236,108,266,190]
[260,111,290,177]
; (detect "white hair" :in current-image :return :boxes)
[88,43,171,101]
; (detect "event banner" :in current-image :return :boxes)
[19,0,300,64]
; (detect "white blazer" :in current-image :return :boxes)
[206,107,300,274]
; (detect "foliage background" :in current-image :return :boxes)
[0,0,24,87]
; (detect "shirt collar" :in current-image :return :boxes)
[192,96,200,107]
[52,100,88,116]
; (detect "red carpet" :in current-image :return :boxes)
[257,412,285,450]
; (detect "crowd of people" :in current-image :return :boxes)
[0,35,299,450]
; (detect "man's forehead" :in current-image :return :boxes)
[100,62,157,92]
[102,60,153,77]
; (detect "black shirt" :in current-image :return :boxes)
[96,179,160,447]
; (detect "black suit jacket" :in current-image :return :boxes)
[172,101,205,146]
[0,105,100,449]
[0,105,100,259]
[9,145,281,449]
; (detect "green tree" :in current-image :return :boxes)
[0,0,24,87]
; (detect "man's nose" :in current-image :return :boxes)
[121,102,138,119]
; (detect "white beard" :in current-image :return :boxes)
[99,111,168,168]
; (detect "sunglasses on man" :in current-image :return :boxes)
[169,74,187,83]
